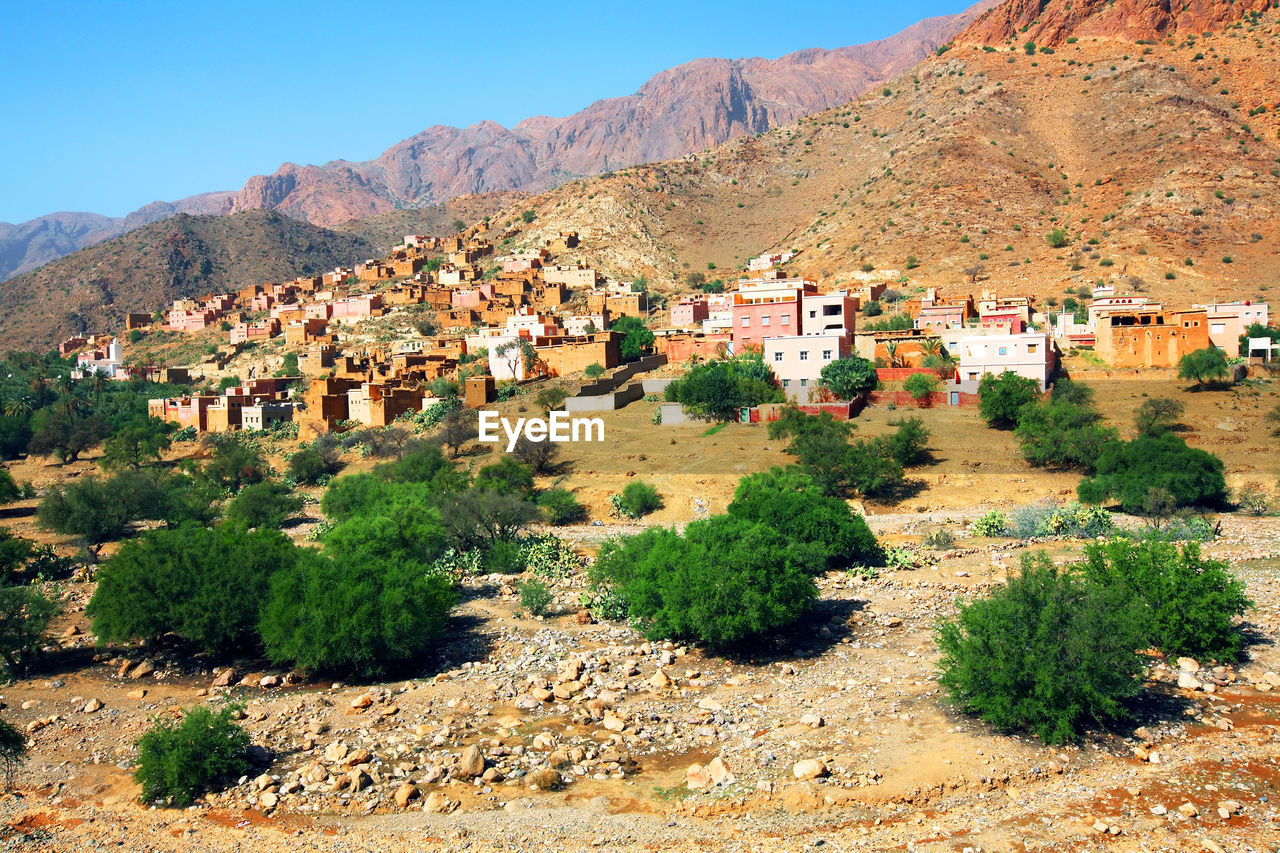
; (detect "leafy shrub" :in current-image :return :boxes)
[134,705,250,806]
[922,528,955,549]
[288,445,341,485]
[664,354,783,421]
[1006,500,1114,539]
[1081,540,1250,660]
[0,585,58,675]
[593,515,819,648]
[224,481,303,530]
[38,470,168,543]
[971,510,1009,537]
[1014,397,1117,471]
[884,416,930,466]
[484,538,526,574]
[475,457,535,496]
[1078,434,1226,513]
[615,481,662,519]
[535,387,568,411]
[1129,516,1216,543]
[727,467,879,571]
[768,408,905,497]
[903,372,939,403]
[1133,397,1184,437]
[88,523,297,654]
[201,434,268,492]
[519,579,553,617]
[978,372,1042,429]
[1235,482,1271,516]
[261,549,457,676]
[537,488,586,525]
[584,363,606,379]
[1177,347,1232,386]
[818,356,878,399]
[936,553,1146,744]
[0,716,26,786]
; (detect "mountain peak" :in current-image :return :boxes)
[957,0,1274,47]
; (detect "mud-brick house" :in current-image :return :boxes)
[1094,307,1209,368]
[346,382,425,428]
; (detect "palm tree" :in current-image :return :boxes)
[2,392,33,418]
[884,340,902,368]
[920,337,943,358]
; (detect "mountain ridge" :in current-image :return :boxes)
[1,2,988,281]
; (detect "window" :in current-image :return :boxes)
[998,347,1007,356]
[761,315,771,326]
[781,314,790,325]
[808,310,817,319]
[741,317,750,326]
[782,379,791,388]
[822,349,832,360]
[799,378,808,387]
[773,351,783,362]
[1027,344,1037,353]
[799,351,809,361]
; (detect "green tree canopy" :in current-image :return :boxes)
[727,467,879,571]
[611,316,655,361]
[592,515,819,649]
[1078,433,1226,513]
[818,355,877,399]
[978,372,1042,429]
[665,354,783,422]
[1177,347,1231,387]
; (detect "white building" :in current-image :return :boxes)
[954,332,1056,394]
[764,334,849,403]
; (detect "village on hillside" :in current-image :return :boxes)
[57,220,1280,437]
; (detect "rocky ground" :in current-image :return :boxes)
[0,515,1277,851]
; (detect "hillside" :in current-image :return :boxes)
[1,3,986,281]
[478,0,1280,309]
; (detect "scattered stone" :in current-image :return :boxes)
[394,783,418,808]
[793,759,828,780]
[1178,803,1199,818]
[799,713,825,728]
[82,698,102,714]
[456,745,485,779]
[125,689,146,700]
[211,669,237,688]
[129,661,155,679]
[423,792,456,814]
[649,669,672,689]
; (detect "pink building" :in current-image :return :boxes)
[331,294,382,319]
[203,294,234,312]
[730,279,817,351]
[670,299,710,327]
[167,309,218,332]
[230,319,280,345]
[764,334,850,402]
[1197,301,1270,356]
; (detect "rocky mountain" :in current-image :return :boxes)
[226,5,990,227]
[957,0,1274,47]
[470,0,1280,311]
[2,2,988,282]
[0,193,234,283]
[0,198,509,350]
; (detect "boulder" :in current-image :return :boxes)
[456,745,485,779]
[793,758,829,780]
[394,783,418,808]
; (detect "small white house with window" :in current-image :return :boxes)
[954,332,1056,394]
[763,334,849,402]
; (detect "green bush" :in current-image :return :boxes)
[978,372,1042,429]
[1177,347,1232,386]
[484,538,526,574]
[611,316,655,361]
[970,510,1009,537]
[0,716,26,785]
[1014,397,1117,471]
[1005,500,1114,539]
[727,467,879,571]
[664,354,783,421]
[1133,397,1185,437]
[224,481,303,529]
[936,553,1146,744]
[617,481,662,518]
[134,705,250,806]
[884,417,930,467]
[903,372,939,402]
[261,549,457,676]
[1078,434,1226,513]
[768,409,904,497]
[0,585,58,675]
[1081,540,1250,661]
[584,363,606,379]
[201,434,268,492]
[88,523,297,655]
[537,488,586,524]
[288,445,340,485]
[519,579,553,617]
[475,457,535,496]
[818,356,878,399]
[37,470,168,543]
[593,515,819,648]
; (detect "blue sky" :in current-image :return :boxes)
[0,0,968,223]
